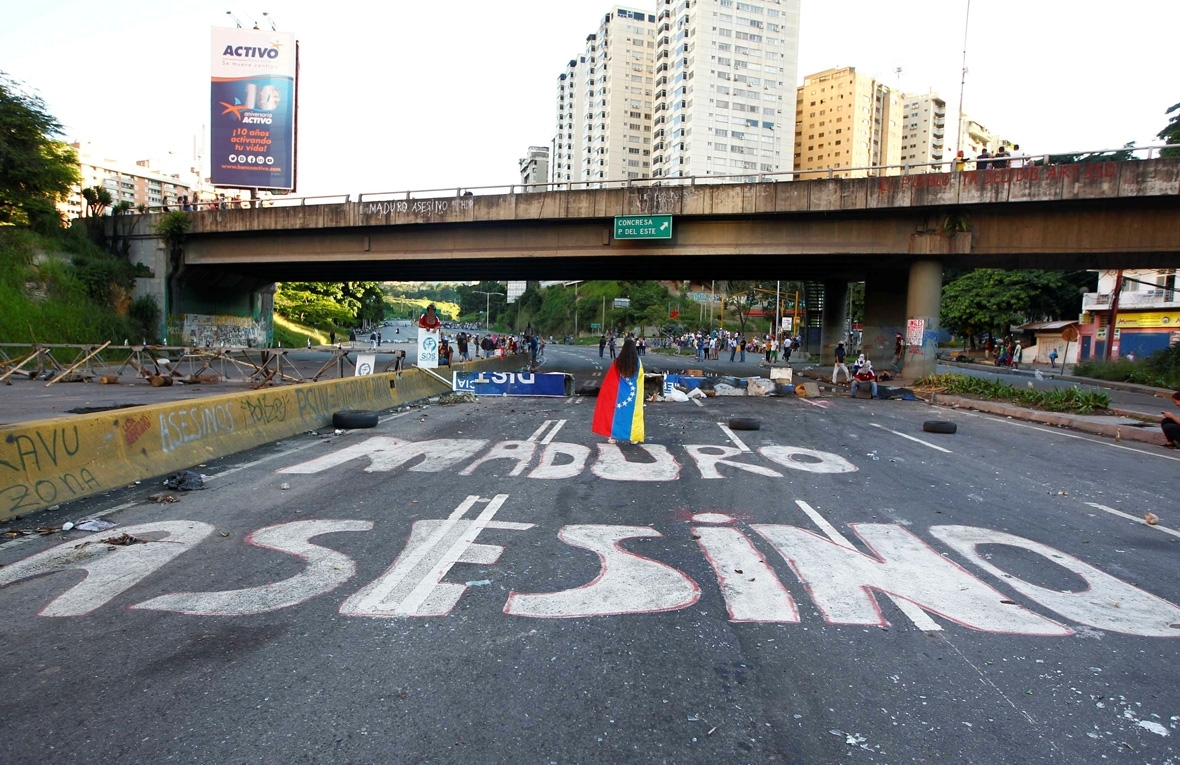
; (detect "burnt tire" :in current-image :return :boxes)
[333,410,379,429]
[922,420,957,434]
[728,417,761,431]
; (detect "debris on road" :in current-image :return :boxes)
[101,533,147,546]
[1146,512,1160,525]
[163,470,205,491]
[146,493,179,503]
[74,519,116,532]
[438,392,477,405]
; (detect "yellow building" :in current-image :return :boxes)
[793,66,902,179]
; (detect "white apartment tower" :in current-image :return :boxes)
[519,146,550,189]
[553,8,657,185]
[650,0,801,181]
[899,92,948,171]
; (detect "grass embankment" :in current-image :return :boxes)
[273,315,330,347]
[0,227,154,348]
[915,373,1111,414]
[385,296,461,320]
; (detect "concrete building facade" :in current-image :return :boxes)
[899,92,948,171]
[552,7,657,186]
[792,66,903,179]
[61,142,193,219]
[651,0,801,182]
[1079,269,1180,361]
[519,146,551,190]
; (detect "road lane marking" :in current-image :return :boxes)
[955,411,1180,462]
[793,500,942,632]
[526,421,553,442]
[1084,502,1180,539]
[540,420,566,444]
[717,423,751,452]
[870,423,953,453]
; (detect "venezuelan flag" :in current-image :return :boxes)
[591,362,645,442]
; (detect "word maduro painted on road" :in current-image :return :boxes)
[2,495,1177,638]
[276,434,854,480]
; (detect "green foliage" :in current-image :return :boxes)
[0,228,142,343]
[941,269,1094,345]
[1073,345,1180,390]
[274,285,356,328]
[82,186,112,218]
[916,372,1111,414]
[0,73,80,228]
[128,295,161,343]
[154,211,191,247]
[1159,102,1180,158]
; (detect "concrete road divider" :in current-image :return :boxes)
[0,356,523,521]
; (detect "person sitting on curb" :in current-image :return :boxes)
[850,360,878,399]
[1161,392,1180,448]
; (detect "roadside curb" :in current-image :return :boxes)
[0,356,522,522]
[948,360,1175,397]
[930,394,1166,447]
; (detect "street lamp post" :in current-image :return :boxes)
[473,291,505,331]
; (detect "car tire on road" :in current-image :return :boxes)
[922,420,957,434]
[332,410,379,429]
[728,417,761,431]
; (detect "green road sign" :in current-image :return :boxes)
[591,323,601,329]
[614,214,673,240]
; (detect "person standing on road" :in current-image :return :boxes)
[832,341,850,384]
[729,335,737,362]
[1048,348,1058,368]
[599,335,607,358]
[851,360,878,399]
[369,330,378,350]
[739,336,746,363]
[457,333,469,362]
[1160,392,1180,448]
[592,337,645,444]
[609,335,618,359]
[1012,340,1023,370]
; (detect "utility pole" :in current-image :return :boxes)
[474,290,504,332]
[955,0,972,158]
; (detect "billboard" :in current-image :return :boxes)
[210,27,296,190]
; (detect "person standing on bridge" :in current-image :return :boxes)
[592,337,645,445]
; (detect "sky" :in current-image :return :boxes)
[2,0,1176,196]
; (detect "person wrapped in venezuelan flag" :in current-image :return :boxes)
[592,336,645,444]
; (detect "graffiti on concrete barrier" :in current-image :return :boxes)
[364,198,474,217]
[242,394,286,426]
[0,425,100,514]
[0,468,101,515]
[158,401,237,453]
[4,494,1180,638]
[122,414,152,447]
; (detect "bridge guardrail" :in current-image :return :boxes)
[136,145,1174,214]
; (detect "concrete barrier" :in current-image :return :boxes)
[0,355,525,521]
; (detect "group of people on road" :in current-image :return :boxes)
[984,335,1024,370]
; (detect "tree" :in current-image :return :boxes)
[1159,102,1180,158]
[81,185,111,217]
[940,269,1094,347]
[0,73,80,229]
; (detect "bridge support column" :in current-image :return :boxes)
[903,259,943,380]
[861,270,907,366]
[820,281,849,365]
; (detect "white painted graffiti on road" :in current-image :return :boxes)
[279,436,857,481]
[2,498,1178,638]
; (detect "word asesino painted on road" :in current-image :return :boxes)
[2,495,1177,639]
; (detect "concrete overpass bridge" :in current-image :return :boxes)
[130,157,1180,377]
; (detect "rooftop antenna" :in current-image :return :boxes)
[262,11,278,31]
[894,66,902,90]
[225,11,243,28]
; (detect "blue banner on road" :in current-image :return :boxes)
[453,372,568,397]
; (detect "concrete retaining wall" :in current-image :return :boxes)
[0,356,522,521]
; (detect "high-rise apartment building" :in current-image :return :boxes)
[552,7,657,185]
[519,146,550,189]
[650,0,800,181]
[793,66,903,179]
[899,92,947,171]
[60,142,194,219]
[957,116,1016,161]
